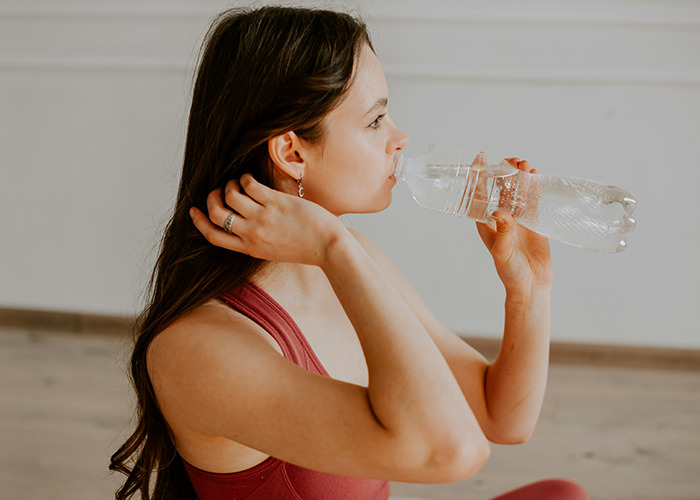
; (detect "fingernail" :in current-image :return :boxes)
[189,207,195,218]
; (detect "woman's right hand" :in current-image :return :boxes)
[190,173,345,267]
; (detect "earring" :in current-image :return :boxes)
[296,174,304,198]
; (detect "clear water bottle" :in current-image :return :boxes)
[395,143,637,253]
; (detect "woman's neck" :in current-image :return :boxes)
[252,261,328,296]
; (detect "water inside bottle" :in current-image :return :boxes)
[464,166,637,253]
[397,147,637,253]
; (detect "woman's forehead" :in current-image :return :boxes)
[340,45,389,116]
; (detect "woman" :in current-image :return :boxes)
[110,6,589,500]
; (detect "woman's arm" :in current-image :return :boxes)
[474,159,552,443]
[174,174,490,482]
[483,280,550,444]
[351,228,550,445]
[352,159,552,445]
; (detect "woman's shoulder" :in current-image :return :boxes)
[346,227,401,276]
[347,227,370,244]
[148,298,283,372]
[163,299,247,335]
[346,227,382,257]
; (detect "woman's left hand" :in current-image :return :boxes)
[476,159,553,296]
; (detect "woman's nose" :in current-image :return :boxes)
[390,120,409,152]
[396,129,409,151]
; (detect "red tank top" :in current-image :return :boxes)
[181,281,391,500]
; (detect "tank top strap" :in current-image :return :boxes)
[220,281,329,377]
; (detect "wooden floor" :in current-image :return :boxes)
[1,326,699,500]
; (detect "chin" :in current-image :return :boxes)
[360,192,393,214]
[327,190,393,216]
[378,192,393,212]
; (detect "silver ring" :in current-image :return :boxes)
[223,213,236,234]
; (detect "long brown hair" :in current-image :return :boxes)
[109,6,372,499]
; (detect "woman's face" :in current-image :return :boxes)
[301,43,409,215]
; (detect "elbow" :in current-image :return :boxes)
[423,433,491,483]
[387,420,491,482]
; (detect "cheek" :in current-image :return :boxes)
[312,166,373,211]
[307,133,389,207]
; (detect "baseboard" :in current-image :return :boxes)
[1,307,698,371]
[0,307,134,336]
[462,335,700,371]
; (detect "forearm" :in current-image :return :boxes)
[483,285,551,443]
[321,228,485,452]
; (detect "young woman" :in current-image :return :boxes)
[110,6,589,500]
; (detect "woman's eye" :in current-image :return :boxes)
[369,113,386,129]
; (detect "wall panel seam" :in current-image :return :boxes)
[2,58,699,87]
[1,7,699,29]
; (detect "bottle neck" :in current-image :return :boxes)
[393,150,513,183]
[394,152,407,181]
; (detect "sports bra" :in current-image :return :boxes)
[181,281,391,500]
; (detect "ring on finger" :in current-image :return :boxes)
[223,213,237,234]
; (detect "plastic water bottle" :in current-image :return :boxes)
[395,143,637,253]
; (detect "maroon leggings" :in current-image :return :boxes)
[490,479,590,500]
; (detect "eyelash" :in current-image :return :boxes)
[369,113,386,129]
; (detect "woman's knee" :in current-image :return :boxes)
[540,479,589,499]
[492,478,590,500]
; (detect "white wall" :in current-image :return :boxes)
[1,0,699,348]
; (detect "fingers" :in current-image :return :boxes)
[196,174,274,244]
[518,160,531,172]
[206,188,240,229]
[188,174,281,258]
[239,173,273,204]
[476,210,516,261]
[205,186,256,242]
[476,220,497,249]
[224,179,262,218]
[206,174,271,227]
[490,210,515,260]
[189,207,245,253]
[505,157,533,173]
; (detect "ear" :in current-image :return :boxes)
[267,131,306,182]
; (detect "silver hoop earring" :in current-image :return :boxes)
[296,175,304,198]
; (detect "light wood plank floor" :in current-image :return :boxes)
[1,327,698,500]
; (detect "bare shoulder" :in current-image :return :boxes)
[346,227,488,363]
[345,228,443,334]
[347,227,388,262]
[145,297,298,445]
[146,299,286,419]
[346,227,418,300]
[347,227,375,248]
[148,299,282,371]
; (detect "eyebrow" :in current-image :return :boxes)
[364,97,388,117]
